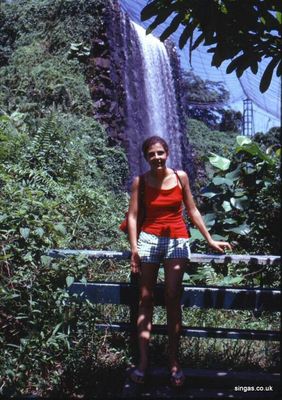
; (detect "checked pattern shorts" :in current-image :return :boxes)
[137,231,191,264]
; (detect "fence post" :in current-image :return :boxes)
[129,272,139,362]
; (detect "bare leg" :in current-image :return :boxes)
[163,258,186,372]
[137,262,159,372]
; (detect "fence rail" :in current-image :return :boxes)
[47,249,281,265]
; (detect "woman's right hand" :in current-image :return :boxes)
[130,250,141,274]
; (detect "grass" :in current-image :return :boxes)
[45,330,279,398]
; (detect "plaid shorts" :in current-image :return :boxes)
[137,231,191,264]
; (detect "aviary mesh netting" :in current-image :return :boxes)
[121,0,281,132]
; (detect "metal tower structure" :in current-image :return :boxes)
[243,98,254,136]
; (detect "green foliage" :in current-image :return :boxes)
[0,0,105,53]
[181,71,243,131]
[187,132,280,286]
[219,109,243,133]
[181,70,236,130]
[186,118,238,192]
[183,71,229,104]
[0,113,129,396]
[0,45,93,115]
[188,118,238,158]
[184,263,245,286]
[67,42,91,62]
[253,126,281,150]
[0,3,131,393]
[0,0,105,117]
[199,135,280,256]
[141,0,282,92]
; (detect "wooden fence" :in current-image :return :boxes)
[47,250,281,397]
[47,250,281,342]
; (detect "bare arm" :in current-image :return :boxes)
[178,171,232,253]
[128,176,141,273]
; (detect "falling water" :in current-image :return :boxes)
[122,18,183,180]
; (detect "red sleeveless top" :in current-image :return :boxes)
[141,182,190,239]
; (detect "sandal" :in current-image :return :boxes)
[129,368,146,384]
[170,369,185,387]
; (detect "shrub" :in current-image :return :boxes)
[198,136,280,256]
[0,0,106,117]
[0,112,129,396]
[186,118,238,195]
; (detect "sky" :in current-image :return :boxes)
[120,0,281,133]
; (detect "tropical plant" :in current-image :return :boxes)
[141,0,282,92]
[186,118,238,193]
[0,112,129,397]
[199,135,280,256]
[219,109,242,133]
[181,70,231,130]
[187,134,280,287]
[254,126,281,150]
[0,0,106,118]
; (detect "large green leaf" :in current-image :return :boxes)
[234,189,247,197]
[203,213,216,227]
[54,223,67,235]
[66,276,74,287]
[20,227,30,240]
[141,0,160,20]
[41,255,52,267]
[0,115,10,122]
[182,272,191,283]
[236,136,252,146]
[225,166,241,180]
[230,196,248,210]
[160,14,183,42]
[212,176,234,186]
[201,191,218,199]
[260,57,280,93]
[223,218,237,225]
[222,201,232,212]
[208,152,231,170]
[212,234,228,241]
[35,227,45,237]
[236,139,273,165]
[189,228,205,242]
[218,275,244,285]
[225,223,251,236]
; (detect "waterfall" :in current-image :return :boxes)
[122,17,183,181]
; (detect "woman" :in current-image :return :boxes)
[127,136,232,387]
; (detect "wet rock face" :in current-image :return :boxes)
[165,41,197,185]
[86,2,126,143]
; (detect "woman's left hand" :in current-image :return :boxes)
[208,239,232,253]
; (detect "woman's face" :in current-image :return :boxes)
[146,142,168,170]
